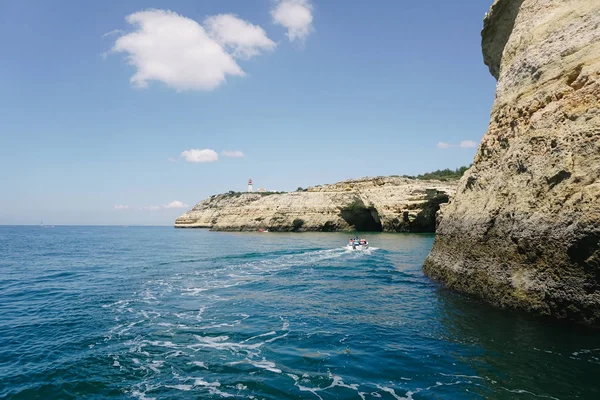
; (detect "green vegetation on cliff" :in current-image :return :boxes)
[214,190,288,199]
[404,166,471,181]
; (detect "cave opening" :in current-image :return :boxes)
[409,192,450,233]
[340,200,383,232]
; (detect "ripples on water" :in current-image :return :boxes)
[0,227,599,399]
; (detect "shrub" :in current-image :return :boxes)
[258,191,287,196]
[403,165,471,181]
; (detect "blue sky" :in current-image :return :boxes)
[0,0,496,225]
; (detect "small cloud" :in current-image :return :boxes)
[114,204,129,210]
[141,201,189,211]
[181,148,219,163]
[205,14,276,59]
[222,150,245,158]
[460,140,478,148]
[164,200,189,209]
[103,29,124,37]
[168,157,179,163]
[271,0,314,42]
[437,142,454,149]
[437,140,479,149]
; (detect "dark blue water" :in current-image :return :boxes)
[1,227,599,399]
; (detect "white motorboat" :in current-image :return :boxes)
[347,238,369,250]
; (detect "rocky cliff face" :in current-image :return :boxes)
[175,177,457,233]
[424,0,600,326]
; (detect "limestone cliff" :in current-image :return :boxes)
[175,177,457,233]
[424,0,600,326]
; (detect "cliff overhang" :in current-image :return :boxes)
[482,0,525,80]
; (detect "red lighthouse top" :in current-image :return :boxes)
[248,178,253,184]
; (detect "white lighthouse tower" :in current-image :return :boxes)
[248,178,253,193]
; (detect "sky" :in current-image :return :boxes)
[0,0,497,225]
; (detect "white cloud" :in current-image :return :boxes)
[180,149,219,163]
[112,10,244,91]
[205,14,276,59]
[222,150,245,158]
[103,29,124,37]
[164,200,189,209]
[141,201,189,211]
[460,140,478,148]
[437,142,454,149]
[271,0,314,42]
[114,204,129,210]
[437,140,479,149]
[168,157,179,163]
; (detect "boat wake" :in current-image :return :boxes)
[99,245,387,397]
[344,246,379,255]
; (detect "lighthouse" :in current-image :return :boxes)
[248,178,253,193]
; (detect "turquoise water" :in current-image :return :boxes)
[1,227,599,399]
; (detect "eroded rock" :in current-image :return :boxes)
[424,0,600,326]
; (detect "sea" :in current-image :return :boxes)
[1,226,599,399]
